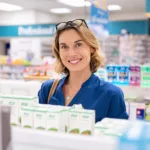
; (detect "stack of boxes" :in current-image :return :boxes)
[125,97,150,121]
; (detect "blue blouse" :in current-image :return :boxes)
[38,74,128,122]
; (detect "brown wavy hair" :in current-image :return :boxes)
[53,22,105,74]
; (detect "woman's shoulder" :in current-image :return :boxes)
[38,78,62,104]
[95,76,123,96]
[42,79,55,88]
[41,77,64,90]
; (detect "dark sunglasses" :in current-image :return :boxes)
[56,19,88,31]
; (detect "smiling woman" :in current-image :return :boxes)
[53,19,104,74]
[38,19,128,122]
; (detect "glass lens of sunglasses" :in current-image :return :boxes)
[72,20,83,26]
[57,22,67,30]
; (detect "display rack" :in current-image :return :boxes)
[12,127,117,150]
[24,76,51,81]
[0,64,25,80]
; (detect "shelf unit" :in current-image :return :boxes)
[12,127,117,150]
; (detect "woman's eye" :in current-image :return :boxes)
[76,43,82,48]
[61,45,68,49]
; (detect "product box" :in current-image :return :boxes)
[0,95,19,127]
[95,68,107,81]
[33,107,47,130]
[68,109,80,134]
[117,121,150,150]
[130,66,141,86]
[106,65,118,84]
[46,108,62,132]
[94,118,130,137]
[141,66,150,88]
[18,96,37,125]
[79,110,95,135]
[129,101,145,121]
[60,107,71,133]
[141,99,150,121]
[117,65,130,86]
[21,106,34,129]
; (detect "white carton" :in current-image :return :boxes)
[21,106,34,129]
[0,95,19,127]
[79,110,95,135]
[18,96,37,125]
[33,107,47,130]
[46,108,61,132]
[94,118,131,137]
[129,102,145,120]
[60,107,71,132]
[68,109,80,134]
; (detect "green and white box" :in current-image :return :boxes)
[79,110,95,135]
[21,106,34,129]
[18,96,37,125]
[68,109,80,134]
[94,118,130,137]
[34,107,47,130]
[94,122,107,136]
[1,95,19,127]
[60,107,71,132]
[46,108,61,132]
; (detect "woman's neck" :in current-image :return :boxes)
[67,68,92,88]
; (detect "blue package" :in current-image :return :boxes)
[117,66,130,86]
[106,65,118,85]
[136,108,145,120]
[117,121,150,150]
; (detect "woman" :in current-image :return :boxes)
[38,19,128,122]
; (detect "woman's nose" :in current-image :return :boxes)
[68,47,76,55]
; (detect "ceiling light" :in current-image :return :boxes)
[107,5,121,11]
[0,2,23,11]
[50,8,71,14]
[58,0,91,7]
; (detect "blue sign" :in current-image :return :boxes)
[0,24,56,37]
[90,3,109,37]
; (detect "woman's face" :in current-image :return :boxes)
[59,29,92,73]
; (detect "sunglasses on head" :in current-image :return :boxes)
[55,19,88,31]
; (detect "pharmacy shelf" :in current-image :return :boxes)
[12,127,117,150]
[24,76,51,81]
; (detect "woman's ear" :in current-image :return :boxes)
[90,48,95,54]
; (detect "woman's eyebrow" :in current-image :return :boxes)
[59,42,67,45]
[74,40,83,43]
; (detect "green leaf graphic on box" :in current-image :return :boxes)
[36,127,45,130]
[11,123,17,126]
[81,130,91,135]
[23,125,32,128]
[70,128,79,134]
[48,128,58,131]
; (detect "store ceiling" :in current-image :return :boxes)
[0,0,145,15]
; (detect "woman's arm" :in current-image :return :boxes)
[107,88,129,119]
